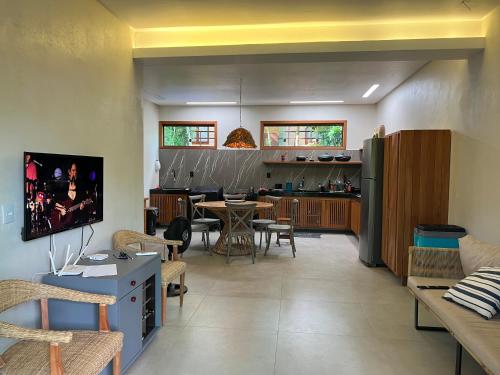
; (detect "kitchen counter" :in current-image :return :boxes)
[150,188,190,195]
[259,190,361,199]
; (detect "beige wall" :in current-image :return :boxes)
[0,0,142,344]
[377,7,500,244]
[158,104,377,150]
[143,99,160,197]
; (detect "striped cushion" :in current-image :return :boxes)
[443,267,500,319]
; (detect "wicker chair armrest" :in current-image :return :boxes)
[115,230,183,248]
[37,283,116,305]
[143,235,183,247]
[0,322,72,343]
[408,246,464,279]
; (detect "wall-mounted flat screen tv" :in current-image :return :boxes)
[23,152,103,241]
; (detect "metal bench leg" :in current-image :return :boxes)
[455,342,462,375]
[414,298,447,331]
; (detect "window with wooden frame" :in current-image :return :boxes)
[260,121,347,150]
[159,121,217,149]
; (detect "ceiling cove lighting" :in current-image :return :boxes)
[290,100,344,104]
[186,101,238,105]
[362,84,380,98]
[223,78,257,149]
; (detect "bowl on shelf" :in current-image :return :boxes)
[317,154,334,162]
[334,154,352,162]
[296,156,307,161]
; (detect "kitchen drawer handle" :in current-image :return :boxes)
[131,296,137,303]
[130,280,136,286]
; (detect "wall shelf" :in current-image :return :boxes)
[262,160,362,166]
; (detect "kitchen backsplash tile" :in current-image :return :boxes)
[159,149,361,193]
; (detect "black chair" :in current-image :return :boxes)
[179,198,212,254]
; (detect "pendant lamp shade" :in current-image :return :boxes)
[223,78,257,149]
[223,127,257,148]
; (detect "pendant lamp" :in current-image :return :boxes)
[223,78,256,149]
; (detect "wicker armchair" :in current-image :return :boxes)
[0,279,122,375]
[112,230,186,326]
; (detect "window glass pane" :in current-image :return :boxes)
[162,124,215,147]
[262,123,344,148]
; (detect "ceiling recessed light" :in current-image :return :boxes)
[362,84,380,98]
[289,100,344,104]
[186,101,238,105]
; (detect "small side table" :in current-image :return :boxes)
[43,250,161,374]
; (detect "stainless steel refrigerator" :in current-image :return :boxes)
[359,138,385,266]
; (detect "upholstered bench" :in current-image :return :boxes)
[407,246,500,375]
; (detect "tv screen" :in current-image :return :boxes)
[23,152,103,241]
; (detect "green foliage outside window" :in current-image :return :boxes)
[161,125,215,147]
[163,126,190,146]
[314,125,343,147]
[263,123,345,148]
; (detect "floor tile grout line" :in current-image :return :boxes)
[273,329,280,375]
[273,274,284,375]
[183,290,210,327]
[148,232,471,375]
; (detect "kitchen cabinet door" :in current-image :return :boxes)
[350,199,360,236]
[118,287,142,370]
[322,199,350,229]
[150,193,186,225]
[298,198,323,228]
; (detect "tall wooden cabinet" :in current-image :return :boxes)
[381,130,451,282]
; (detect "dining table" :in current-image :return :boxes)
[195,200,273,256]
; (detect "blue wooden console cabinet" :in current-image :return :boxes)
[43,250,161,374]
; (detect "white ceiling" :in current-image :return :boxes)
[100,0,498,28]
[143,60,427,105]
[118,1,487,106]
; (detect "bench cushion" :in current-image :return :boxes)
[459,235,500,276]
[408,276,500,374]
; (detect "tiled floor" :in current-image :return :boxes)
[127,232,485,375]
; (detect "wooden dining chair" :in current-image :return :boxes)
[189,195,221,227]
[252,195,282,249]
[179,198,212,254]
[265,199,298,257]
[223,193,247,201]
[226,201,257,264]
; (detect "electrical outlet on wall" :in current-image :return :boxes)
[1,203,15,224]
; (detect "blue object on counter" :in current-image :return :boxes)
[285,182,293,192]
[413,224,466,249]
